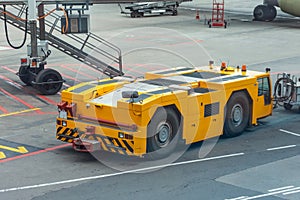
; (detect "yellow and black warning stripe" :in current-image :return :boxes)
[57,127,135,155]
[56,127,79,143]
[83,134,134,156]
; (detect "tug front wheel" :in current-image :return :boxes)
[35,68,63,95]
[223,92,250,138]
[147,108,181,158]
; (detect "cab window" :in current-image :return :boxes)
[258,77,271,105]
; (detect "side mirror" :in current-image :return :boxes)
[122,91,139,99]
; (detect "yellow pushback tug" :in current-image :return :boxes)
[56,62,272,157]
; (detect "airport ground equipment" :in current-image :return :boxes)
[56,62,273,157]
[273,72,300,111]
[120,1,180,17]
[207,0,227,28]
[0,1,126,95]
[1,0,184,95]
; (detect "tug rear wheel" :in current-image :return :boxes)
[223,92,250,138]
[35,68,63,95]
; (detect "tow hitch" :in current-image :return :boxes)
[73,138,101,152]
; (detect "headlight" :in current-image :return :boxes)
[58,109,67,119]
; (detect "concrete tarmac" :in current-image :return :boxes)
[0,2,300,200]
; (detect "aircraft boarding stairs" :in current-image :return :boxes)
[0,5,123,84]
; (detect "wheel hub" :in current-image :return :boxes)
[156,122,172,147]
[231,104,243,126]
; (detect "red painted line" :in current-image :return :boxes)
[122,64,161,76]
[0,88,42,114]
[0,74,58,106]
[1,66,17,74]
[21,111,57,116]
[36,95,57,106]
[0,46,13,50]
[63,63,101,74]
[60,64,97,79]
[60,72,78,81]
[2,65,73,87]
[0,143,72,163]
[164,39,203,47]
[0,106,9,114]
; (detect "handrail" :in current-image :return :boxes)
[1,4,123,77]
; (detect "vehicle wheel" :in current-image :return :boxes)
[138,12,144,17]
[267,5,277,21]
[253,4,276,21]
[172,10,177,16]
[18,65,32,86]
[208,20,212,28]
[35,68,63,95]
[130,11,138,18]
[223,92,250,138]
[253,5,268,21]
[284,103,293,110]
[147,108,181,158]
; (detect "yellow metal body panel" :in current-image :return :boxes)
[56,64,273,156]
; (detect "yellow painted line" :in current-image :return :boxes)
[0,108,41,118]
[0,152,6,159]
[0,145,28,154]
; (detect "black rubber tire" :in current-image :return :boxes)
[223,92,250,138]
[267,5,277,21]
[35,68,63,95]
[18,65,32,86]
[253,5,268,21]
[147,108,180,158]
[131,11,138,18]
[253,5,277,21]
[138,12,144,17]
[224,21,227,28]
[284,103,293,110]
[208,20,212,28]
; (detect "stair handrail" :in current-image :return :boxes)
[2,4,123,77]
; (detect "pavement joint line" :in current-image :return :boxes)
[0,108,41,118]
[0,152,244,193]
[279,129,300,137]
[266,145,297,151]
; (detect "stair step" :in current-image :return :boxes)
[0,6,123,78]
